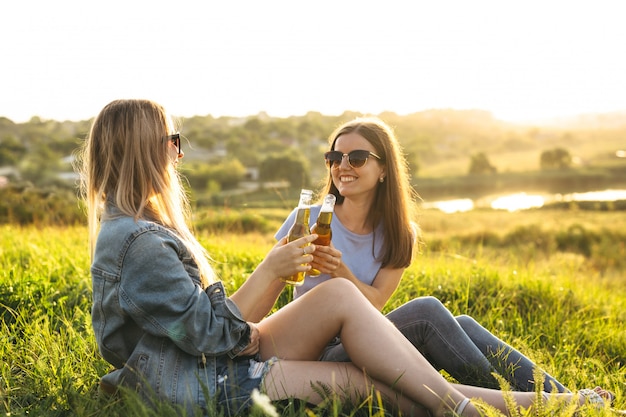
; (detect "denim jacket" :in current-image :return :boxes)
[91,207,250,410]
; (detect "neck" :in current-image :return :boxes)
[335,198,373,234]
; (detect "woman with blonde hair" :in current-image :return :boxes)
[81,99,610,416]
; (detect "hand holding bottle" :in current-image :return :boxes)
[263,234,317,281]
[282,189,313,286]
[308,244,343,276]
[309,194,336,276]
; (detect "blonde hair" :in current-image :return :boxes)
[78,99,215,287]
[319,116,421,268]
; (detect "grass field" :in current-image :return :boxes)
[0,208,624,416]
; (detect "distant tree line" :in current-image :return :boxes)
[469,147,574,175]
[0,110,625,225]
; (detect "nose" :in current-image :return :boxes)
[338,154,351,169]
[178,150,184,159]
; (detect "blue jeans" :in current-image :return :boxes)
[320,296,568,393]
[215,355,277,416]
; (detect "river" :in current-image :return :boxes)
[422,189,626,213]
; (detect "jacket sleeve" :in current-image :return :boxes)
[118,229,249,357]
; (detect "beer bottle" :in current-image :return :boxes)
[282,189,313,286]
[309,194,336,277]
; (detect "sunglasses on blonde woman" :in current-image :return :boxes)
[324,149,382,169]
[165,133,181,154]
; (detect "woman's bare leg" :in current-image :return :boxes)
[454,384,598,410]
[262,360,429,417]
[263,363,592,416]
[257,279,478,417]
[258,280,603,416]
[454,384,538,409]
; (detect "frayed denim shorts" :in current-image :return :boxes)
[215,354,278,416]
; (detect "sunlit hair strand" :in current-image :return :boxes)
[77,99,215,287]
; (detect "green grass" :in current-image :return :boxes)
[1,209,625,416]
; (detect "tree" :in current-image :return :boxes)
[259,151,310,188]
[182,159,247,191]
[540,147,572,170]
[19,145,62,185]
[468,152,496,175]
[0,135,27,166]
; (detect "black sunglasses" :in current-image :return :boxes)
[324,149,382,169]
[165,133,181,154]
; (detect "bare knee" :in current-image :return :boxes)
[303,279,373,316]
[309,278,362,300]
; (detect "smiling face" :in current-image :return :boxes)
[331,132,385,203]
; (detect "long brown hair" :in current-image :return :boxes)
[318,117,420,268]
[78,99,215,287]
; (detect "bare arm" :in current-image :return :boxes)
[311,244,405,311]
[230,235,318,322]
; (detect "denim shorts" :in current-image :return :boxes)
[215,355,278,416]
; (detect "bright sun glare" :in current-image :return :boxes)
[1,1,625,123]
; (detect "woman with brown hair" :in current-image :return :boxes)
[276,116,610,396]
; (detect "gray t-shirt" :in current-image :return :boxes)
[275,204,384,299]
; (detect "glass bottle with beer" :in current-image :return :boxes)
[309,193,336,277]
[282,189,313,286]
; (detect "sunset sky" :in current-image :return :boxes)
[2,0,625,124]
